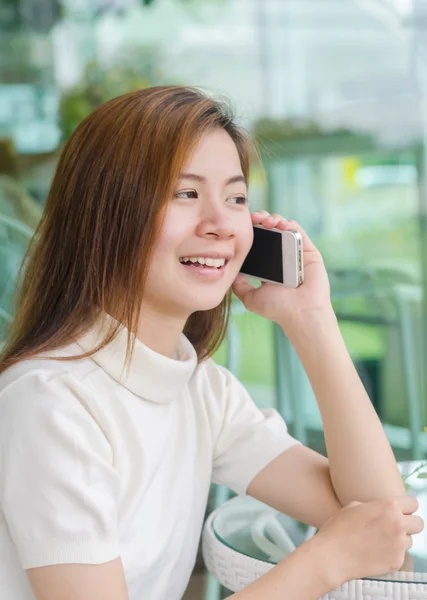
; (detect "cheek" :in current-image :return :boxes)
[237,220,254,257]
[152,211,190,259]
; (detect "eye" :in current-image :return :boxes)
[175,190,198,199]
[227,196,248,205]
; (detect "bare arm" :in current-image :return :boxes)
[231,536,334,600]
[248,444,341,528]
[248,309,406,530]
[287,307,405,505]
[26,546,332,600]
[26,558,129,600]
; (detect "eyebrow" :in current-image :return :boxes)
[179,172,247,186]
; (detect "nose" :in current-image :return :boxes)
[195,201,236,240]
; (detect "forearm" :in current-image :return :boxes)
[231,537,337,600]
[284,307,405,505]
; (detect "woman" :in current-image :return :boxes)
[0,86,422,600]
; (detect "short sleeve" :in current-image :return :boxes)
[0,370,121,569]
[211,365,301,496]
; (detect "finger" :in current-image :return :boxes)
[283,220,318,253]
[269,213,289,230]
[403,514,424,535]
[276,219,289,230]
[251,211,289,230]
[257,211,282,228]
[401,551,414,572]
[342,500,362,511]
[251,211,270,224]
[232,274,256,305]
[261,216,282,229]
[251,212,285,230]
[396,495,419,515]
[405,535,413,551]
[251,210,270,218]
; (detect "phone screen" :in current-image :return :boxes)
[240,227,284,283]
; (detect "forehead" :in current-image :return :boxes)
[184,129,242,174]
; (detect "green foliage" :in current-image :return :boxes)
[0,34,40,83]
[253,117,355,142]
[403,454,427,488]
[59,45,174,140]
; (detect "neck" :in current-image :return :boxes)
[135,308,187,358]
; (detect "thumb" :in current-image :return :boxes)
[342,500,362,512]
[232,274,256,306]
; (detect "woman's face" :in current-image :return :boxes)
[142,128,254,321]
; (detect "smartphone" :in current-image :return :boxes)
[239,225,304,288]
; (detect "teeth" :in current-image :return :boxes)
[179,256,226,268]
[205,257,224,267]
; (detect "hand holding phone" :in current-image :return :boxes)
[240,225,304,288]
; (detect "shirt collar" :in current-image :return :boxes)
[75,315,198,404]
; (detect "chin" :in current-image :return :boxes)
[185,292,228,314]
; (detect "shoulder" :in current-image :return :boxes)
[0,348,102,437]
[193,358,240,394]
[191,358,251,413]
[0,358,113,463]
[0,342,97,398]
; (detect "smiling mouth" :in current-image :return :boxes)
[179,256,229,269]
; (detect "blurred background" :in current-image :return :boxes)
[1,0,427,598]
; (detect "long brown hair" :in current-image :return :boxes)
[0,86,254,373]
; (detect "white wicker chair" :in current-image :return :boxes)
[202,498,427,600]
